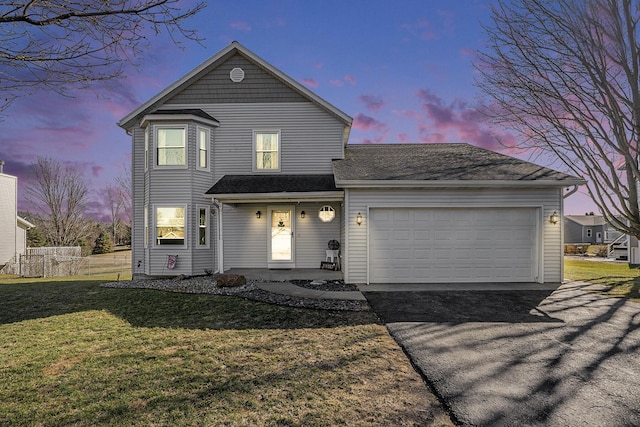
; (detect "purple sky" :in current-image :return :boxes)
[0,0,597,221]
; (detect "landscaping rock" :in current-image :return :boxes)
[217,274,247,288]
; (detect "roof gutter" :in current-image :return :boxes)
[334,178,587,189]
[204,191,344,204]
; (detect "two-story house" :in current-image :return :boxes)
[119,42,584,284]
[0,162,35,269]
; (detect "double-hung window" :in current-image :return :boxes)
[155,206,186,246]
[156,127,186,167]
[254,131,280,171]
[197,127,209,171]
[197,206,209,247]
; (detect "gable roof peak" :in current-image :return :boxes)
[118,42,352,130]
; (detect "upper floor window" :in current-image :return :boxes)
[156,127,186,166]
[254,130,280,172]
[155,206,186,246]
[197,127,209,171]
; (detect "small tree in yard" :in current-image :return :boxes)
[93,230,113,255]
[26,226,46,248]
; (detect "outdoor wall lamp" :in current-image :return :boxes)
[256,210,261,219]
[356,212,363,226]
[300,211,306,218]
[550,211,559,224]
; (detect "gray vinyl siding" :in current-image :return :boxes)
[222,202,342,270]
[0,175,17,265]
[564,219,585,244]
[131,127,146,276]
[166,102,344,177]
[132,121,216,276]
[295,203,342,268]
[165,52,307,105]
[344,187,563,284]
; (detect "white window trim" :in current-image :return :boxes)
[144,205,149,248]
[154,124,188,169]
[253,130,281,173]
[196,126,211,172]
[197,205,210,248]
[153,204,187,248]
[144,127,149,171]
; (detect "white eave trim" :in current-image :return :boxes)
[17,216,35,229]
[140,114,220,128]
[205,191,344,203]
[334,179,587,188]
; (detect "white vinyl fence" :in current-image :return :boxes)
[1,247,131,278]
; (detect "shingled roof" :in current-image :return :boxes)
[206,174,338,195]
[333,143,584,186]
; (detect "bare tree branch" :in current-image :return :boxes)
[25,157,92,247]
[476,0,640,237]
[0,0,205,112]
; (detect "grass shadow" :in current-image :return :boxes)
[0,279,378,329]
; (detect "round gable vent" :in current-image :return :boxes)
[230,67,245,83]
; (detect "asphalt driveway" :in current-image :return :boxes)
[363,282,640,426]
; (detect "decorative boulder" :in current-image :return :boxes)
[217,274,247,288]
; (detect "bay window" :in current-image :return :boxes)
[156,206,186,246]
[156,127,186,166]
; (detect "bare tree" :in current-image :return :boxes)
[476,0,640,237]
[115,162,132,226]
[105,184,123,245]
[25,157,91,247]
[0,0,205,111]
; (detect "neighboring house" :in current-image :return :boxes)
[0,162,35,268]
[119,42,584,284]
[564,214,624,245]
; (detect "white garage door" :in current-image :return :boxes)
[369,208,538,283]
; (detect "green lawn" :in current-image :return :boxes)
[565,259,640,303]
[0,276,452,427]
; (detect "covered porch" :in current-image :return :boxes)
[207,174,345,273]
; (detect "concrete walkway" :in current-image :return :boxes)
[255,281,366,301]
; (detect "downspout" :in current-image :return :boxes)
[563,185,579,199]
[560,184,578,282]
[212,199,224,273]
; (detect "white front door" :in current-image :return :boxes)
[268,206,295,268]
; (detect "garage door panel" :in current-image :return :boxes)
[369,207,537,283]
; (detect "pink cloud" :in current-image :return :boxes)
[397,133,410,142]
[230,21,251,31]
[460,47,474,57]
[329,79,344,87]
[359,94,386,113]
[414,88,516,151]
[301,78,319,88]
[312,62,324,69]
[401,19,439,40]
[353,113,388,133]
[344,74,356,85]
[92,165,104,177]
